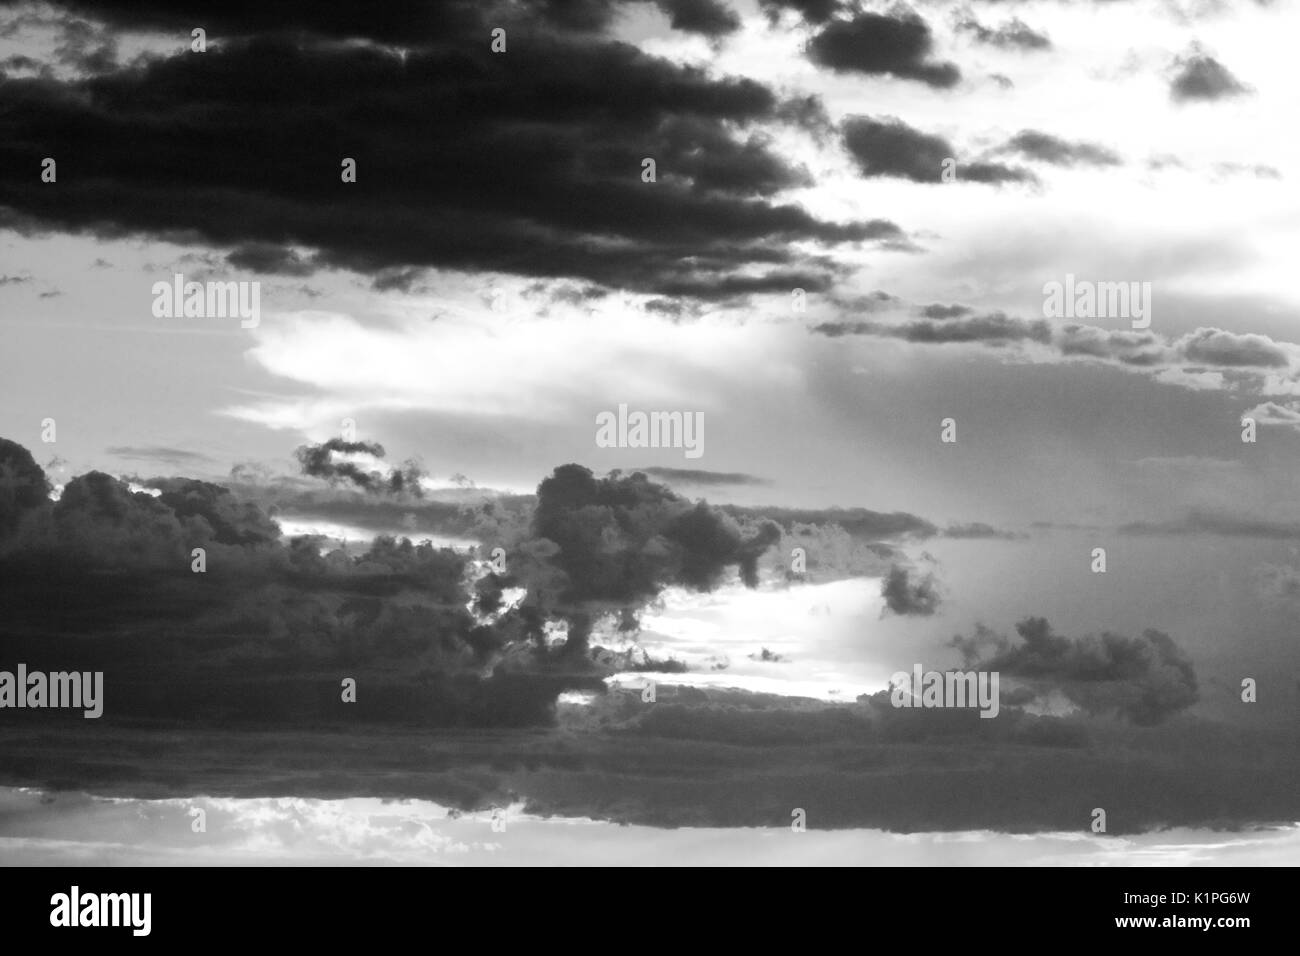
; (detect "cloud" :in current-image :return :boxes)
[998,130,1121,167]
[880,564,942,616]
[0,7,901,300]
[1058,325,1167,365]
[723,504,937,540]
[14,0,733,43]
[0,438,51,537]
[919,303,972,319]
[955,16,1050,51]
[1211,162,1281,180]
[294,439,426,497]
[507,464,783,655]
[1,438,790,727]
[631,467,768,487]
[814,312,1052,345]
[1169,48,1251,102]
[810,304,1300,400]
[1243,401,1300,429]
[1174,328,1290,368]
[842,115,1034,185]
[952,617,1198,725]
[149,476,282,547]
[654,0,741,37]
[225,244,318,276]
[807,12,961,88]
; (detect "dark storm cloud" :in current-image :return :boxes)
[0,438,50,536]
[880,564,942,616]
[1169,49,1251,102]
[11,686,1299,832]
[0,438,791,728]
[654,0,741,37]
[813,312,1052,345]
[807,12,961,88]
[501,465,783,655]
[0,444,553,726]
[954,16,1050,51]
[951,617,1198,726]
[2,456,1292,831]
[10,0,737,42]
[0,5,901,300]
[149,476,283,546]
[633,467,769,487]
[0,0,480,43]
[842,116,1034,185]
[998,130,1121,167]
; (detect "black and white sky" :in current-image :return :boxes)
[1,0,1298,863]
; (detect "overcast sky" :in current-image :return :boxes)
[1,0,1298,851]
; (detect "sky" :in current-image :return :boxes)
[0,0,1298,861]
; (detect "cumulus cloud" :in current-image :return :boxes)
[807,12,961,88]
[1169,48,1251,102]
[0,438,51,538]
[998,130,1121,167]
[951,617,1198,725]
[842,116,1034,185]
[0,439,782,726]
[1243,401,1300,429]
[295,439,426,497]
[880,564,942,616]
[502,464,783,655]
[1174,328,1291,368]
